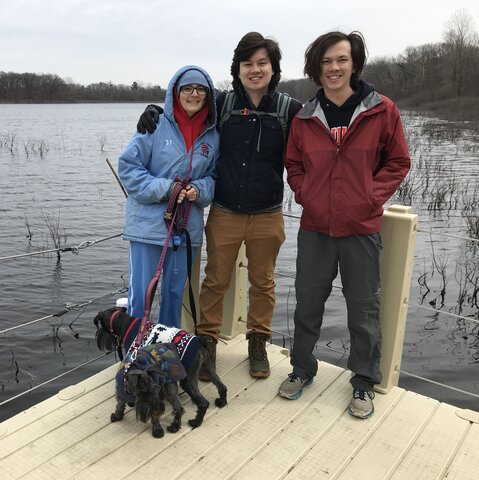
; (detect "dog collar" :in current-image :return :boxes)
[109,309,122,334]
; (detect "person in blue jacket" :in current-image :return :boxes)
[118,65,219,328]
[136,33,302,379]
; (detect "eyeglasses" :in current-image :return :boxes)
[180,85,208,96]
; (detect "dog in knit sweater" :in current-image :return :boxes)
[94,307,227,437]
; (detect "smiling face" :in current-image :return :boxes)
[319,40,355,100]
[178,84,207,118]
[238,47,274,98]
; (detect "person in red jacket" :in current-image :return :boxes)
[278,31,410,418]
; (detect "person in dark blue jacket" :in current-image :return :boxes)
[137,33,302,379]
[119,65,219,329]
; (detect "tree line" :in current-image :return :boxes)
[1,10,477,119]
[365,10,479,105]
[277,9,479,124]
[0,72,167,103]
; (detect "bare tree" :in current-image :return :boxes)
[215,79,232,92]
[443,9,479,96]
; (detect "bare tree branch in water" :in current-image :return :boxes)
[42,209,68,259]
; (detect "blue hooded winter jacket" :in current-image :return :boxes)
[118,65,219,247]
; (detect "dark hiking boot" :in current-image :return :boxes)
[248,333,270,378]
[198,335,217,382]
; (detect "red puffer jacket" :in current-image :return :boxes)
[285,91,410,237]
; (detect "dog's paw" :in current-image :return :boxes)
[188,418,202,429]
[215,397,227,408]
[152,426,165,438]
[110,412,124,422]
[167,423,181,433]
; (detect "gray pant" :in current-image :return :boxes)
[291,229,383,391]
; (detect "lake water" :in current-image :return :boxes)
[0,104,478,422]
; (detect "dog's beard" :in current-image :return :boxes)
[95,329,117,352]
[126,369,166,423]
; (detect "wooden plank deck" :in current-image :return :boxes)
[1,335,478,480]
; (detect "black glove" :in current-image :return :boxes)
[137,104,163,134]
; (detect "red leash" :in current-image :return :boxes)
[133,179,192,350]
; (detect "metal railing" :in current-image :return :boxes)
[1,204,478,410]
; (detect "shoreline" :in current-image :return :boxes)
[1,97,478,131]
[398,97,479,131]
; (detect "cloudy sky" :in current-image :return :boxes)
[1,0,478,88]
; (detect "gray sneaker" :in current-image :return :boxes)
[278,373,313,400]
[348,389,375,418]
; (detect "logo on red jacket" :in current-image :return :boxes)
[201,143,209,157]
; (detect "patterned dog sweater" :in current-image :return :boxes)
[122,319,199,371]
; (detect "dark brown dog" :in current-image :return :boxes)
[94,307,227,436]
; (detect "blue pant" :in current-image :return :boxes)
[127,240,198,328]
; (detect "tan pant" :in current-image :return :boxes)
[198,207,285,340]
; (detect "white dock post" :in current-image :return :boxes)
[376,205,418,394]
[220,243,247,339]
[181,243,247,339]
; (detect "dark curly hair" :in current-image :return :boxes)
[304,31,367,89]
[230,32,282,92]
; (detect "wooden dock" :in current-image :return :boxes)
[1,335,478,479]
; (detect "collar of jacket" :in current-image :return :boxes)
[235,85,276,110]
[298,90,384,122]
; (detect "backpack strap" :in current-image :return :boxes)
[219,91,292,154]
[219,91,237,128]
[276,92,292,138]
[275,92,292,154]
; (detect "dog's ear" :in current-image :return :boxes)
[126,369,154,395]
[93,308,120,330]
[147,365,167,386]
[94,310,117,352]
[93,312,101,329]
[93,310,110,329]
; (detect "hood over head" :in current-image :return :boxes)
[176,70,210,90]
[164,65,217,127]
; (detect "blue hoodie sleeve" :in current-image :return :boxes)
[118,131,173,204]
[190,146,218,208]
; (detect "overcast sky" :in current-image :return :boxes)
[1,0,478,88]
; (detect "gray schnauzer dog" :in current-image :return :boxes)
[94,307,227,437]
